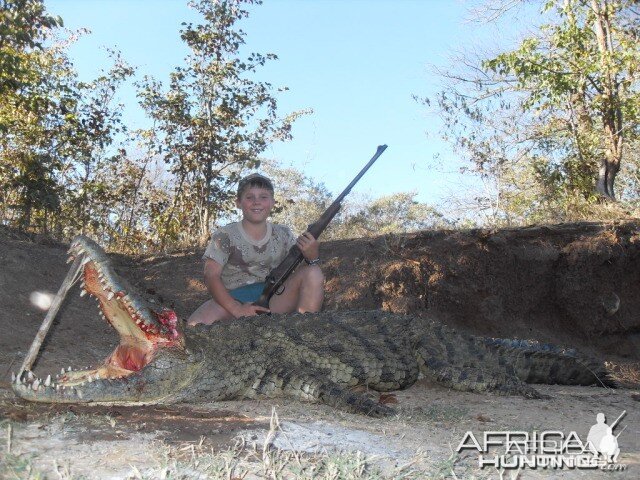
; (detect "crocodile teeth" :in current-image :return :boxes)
[80,289,87,297]
[11,372,15,382]
[87,375,93,382]
[77,390,83,399]
[67,366,72,372]
[61,368,66,375]
[106,291,114,300]
[66,256,74,264]
[81,256,91,266]
[32,379,40,390]
[44,375,51,387]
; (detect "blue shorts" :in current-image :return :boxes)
[229,282,266,303]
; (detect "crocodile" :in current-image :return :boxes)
[11,235,614,416]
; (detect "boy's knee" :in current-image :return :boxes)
[187,299,230,326]
[187,308,213,326]
[186,310,205,326]
[303,265,325,286]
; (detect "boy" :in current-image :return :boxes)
[187,173,324,325]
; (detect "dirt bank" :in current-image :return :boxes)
[0,222,639,479]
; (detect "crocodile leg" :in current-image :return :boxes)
[252,369,395,417]
[424,361,543,398]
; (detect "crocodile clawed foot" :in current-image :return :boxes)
[365,402,397,418]
[522,386,550,400]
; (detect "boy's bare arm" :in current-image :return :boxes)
[203,259,269,318]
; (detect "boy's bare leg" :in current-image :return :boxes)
[187,299,234,326]
[188,265,324,324]
[269,265,324,314]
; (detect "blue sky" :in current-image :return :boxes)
[46,0,532,206]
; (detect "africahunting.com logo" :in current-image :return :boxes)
[456,410,627,473]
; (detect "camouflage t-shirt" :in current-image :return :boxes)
[203,222,297,290]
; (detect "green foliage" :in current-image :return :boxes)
[0,0,63,98]
[0,0,144,242]
[0,21,135,235]
[137,0,298,247]
[336,192,449,238]
[0,0,302,251]
[426,0,640,223]
[263,160,333,235]
[0,5,78,231]
[59,52,135,237]
[0,0,440,252]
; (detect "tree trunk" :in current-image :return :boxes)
[592,0,623,201]
[200,99,215,245]
[596,157,619,200]
[160,168,186,251]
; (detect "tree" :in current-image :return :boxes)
[336,192,449,238]
[0,36,134,234]
[138,0,297,247]
[424,0,640,222]
[262,161,447,239]
[0,0,63,100]
[0,0,136,237]
[484,0,640,200]
[56,51,135,237]
[261,160,333,236]
[0,2,74,231]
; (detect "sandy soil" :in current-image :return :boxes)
[0,222,639,479]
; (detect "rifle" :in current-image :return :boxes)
[253,144,388,309]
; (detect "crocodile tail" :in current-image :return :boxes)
[483,338,617,388]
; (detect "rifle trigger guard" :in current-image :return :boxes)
[275,284,285,296]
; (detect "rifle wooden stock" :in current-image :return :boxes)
[254,144,387,309]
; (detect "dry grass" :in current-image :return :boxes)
[132,407,476,479]
[606,361,640,388]
[0,420,44,480]
[0,408,461,480]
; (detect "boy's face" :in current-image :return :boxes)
[236,186,275,224]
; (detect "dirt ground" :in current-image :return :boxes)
[0,221,639,479]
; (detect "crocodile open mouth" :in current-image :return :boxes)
[13,236,185,402]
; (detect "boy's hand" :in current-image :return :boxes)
[232,303,270,318]
[297,232,320,261]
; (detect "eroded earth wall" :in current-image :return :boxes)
[322,221,640,359]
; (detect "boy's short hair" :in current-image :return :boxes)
[237,173,274,198]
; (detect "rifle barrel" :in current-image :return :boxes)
[334,145,387,204]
